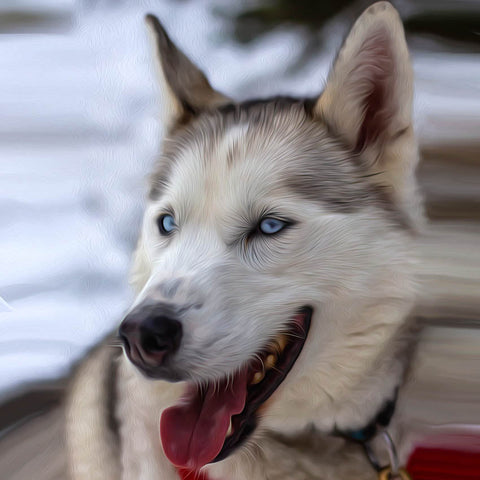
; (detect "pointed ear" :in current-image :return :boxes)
[145,14,231,128]
[315,2,413,159]
[315,2,420,218]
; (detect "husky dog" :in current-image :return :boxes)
[66,2,422,479]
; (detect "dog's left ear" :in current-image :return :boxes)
[315,2,418,204]
[145,14,231,128]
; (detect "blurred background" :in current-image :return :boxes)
[0,0,479,478]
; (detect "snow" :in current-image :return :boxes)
[0,0,479,399]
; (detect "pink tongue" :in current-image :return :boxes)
[160,369,248,470]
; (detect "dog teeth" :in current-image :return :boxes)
[268,334,288,355]
[226,420,233,437]
[265,354,277,370]
[276,334,288,352]
[251,371,265,384]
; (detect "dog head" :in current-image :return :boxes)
[120,2,421,470]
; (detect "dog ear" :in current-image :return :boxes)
[145,14,231,128]
[315,2,419,215]
[315,2,414,161]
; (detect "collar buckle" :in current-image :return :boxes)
[366,429,411,480]
[378,466,412,480]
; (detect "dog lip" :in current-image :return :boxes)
[126,355,186,382]
[212,306,312,464]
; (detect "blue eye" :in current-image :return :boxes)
[158,214,176,235]
[259,217,287,235]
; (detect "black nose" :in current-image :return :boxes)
[119,305,183,368]
[140,315,182,357]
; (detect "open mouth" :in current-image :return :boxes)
[160,307,312,471]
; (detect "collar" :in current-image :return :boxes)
[334,391,403,475]
[333,392,397,444]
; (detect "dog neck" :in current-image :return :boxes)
[204,422,387,480]
[333,390,398,443]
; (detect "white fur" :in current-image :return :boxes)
[67,3,421,479]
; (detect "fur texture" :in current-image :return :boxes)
[66,3,422,479]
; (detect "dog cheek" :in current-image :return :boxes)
[129,240,152,293]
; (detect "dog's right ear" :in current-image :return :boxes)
[145,14,231,128]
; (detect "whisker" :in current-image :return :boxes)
[284,332,304,341]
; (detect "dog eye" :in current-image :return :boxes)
[259,218,287,235]
[157,214,176,235]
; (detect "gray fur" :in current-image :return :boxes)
[150,98,411,227]
[145,14,230,128]
[158,278,183,300]
[66,3,421,479]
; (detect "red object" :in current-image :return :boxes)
[176,468,213,480]
[407,445,480,480]
[175,442,480,480]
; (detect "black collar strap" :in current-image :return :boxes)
[333,391,398,472]
[333,391,397,443]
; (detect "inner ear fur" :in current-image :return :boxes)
[315,2,413,161]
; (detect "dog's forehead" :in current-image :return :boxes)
[149,98,389,217]
[152,101,315,199]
